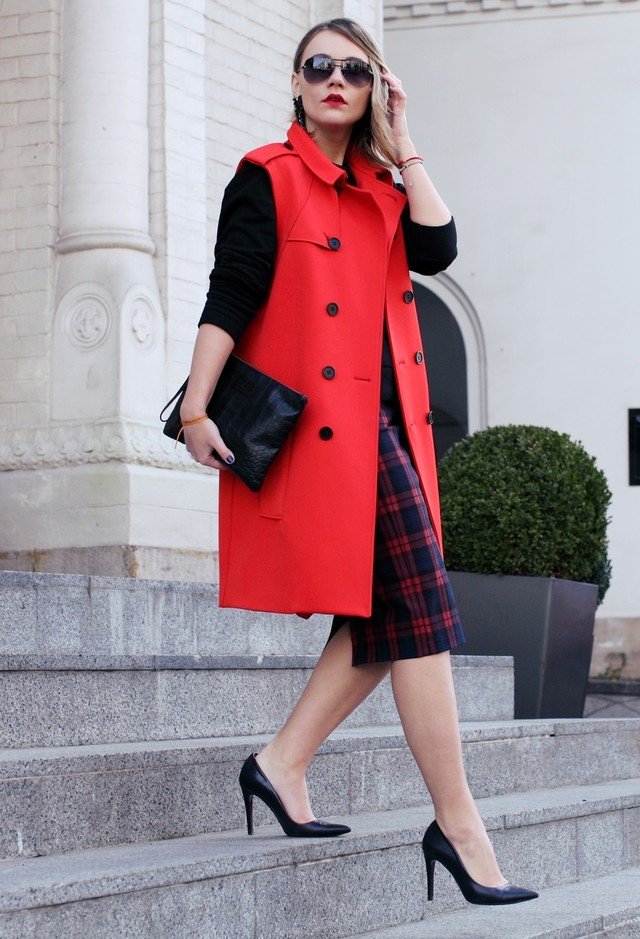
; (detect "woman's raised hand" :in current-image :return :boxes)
[182,418,235,472]
[380,66,410,143]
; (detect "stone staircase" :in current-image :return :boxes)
[0,570,639,938]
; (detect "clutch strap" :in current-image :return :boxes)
[159,378,188,423]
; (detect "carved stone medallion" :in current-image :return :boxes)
[67,296,111,350]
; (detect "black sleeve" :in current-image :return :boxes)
[198,162,277,343]
[394,181,458,276]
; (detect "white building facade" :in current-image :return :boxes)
[1,0,638,661]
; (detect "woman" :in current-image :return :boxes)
[180,18,538,907]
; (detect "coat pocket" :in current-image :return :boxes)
[259,429,295,519]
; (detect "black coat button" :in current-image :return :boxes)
[328,237,341,250]
[426,410,435,425]
[326,302,339,316]
[319,426,333,439]
[415,351,424,364]
[322,365,335,379]
[403,290,414,303]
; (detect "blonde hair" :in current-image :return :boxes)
[290,18,397,170]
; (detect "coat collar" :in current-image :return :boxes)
[285,121,402,199]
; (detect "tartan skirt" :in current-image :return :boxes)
[324,398,467,667]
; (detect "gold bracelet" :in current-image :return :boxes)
[176,413,209,446]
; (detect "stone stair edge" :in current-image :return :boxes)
[354,867,640,939]
[0,569,219,594]
[1,778,639,914]
[0,652,513,670]
[2,717,639,778]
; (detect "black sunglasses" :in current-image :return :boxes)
[300,54,373,88]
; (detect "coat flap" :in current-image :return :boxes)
[287,178,341,247]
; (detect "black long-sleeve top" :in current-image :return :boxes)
[199,161,458,403]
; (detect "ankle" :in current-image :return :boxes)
[435,809,485,843]
[257,743,309,776]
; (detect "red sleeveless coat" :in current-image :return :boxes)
[218,121,442,619]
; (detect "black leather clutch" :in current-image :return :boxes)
[160,355,308,492]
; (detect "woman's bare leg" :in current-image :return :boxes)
[255,621,390,822]
[256,625,508,888]
[390,649,508,887]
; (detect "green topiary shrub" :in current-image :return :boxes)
[438,425,612,604]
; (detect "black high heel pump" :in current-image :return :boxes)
[238,752,351,837]
[422,819,539,905]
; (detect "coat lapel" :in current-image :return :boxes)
[286,122,406,252]
[286,121,345,186]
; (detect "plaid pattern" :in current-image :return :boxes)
[325,399,467,666]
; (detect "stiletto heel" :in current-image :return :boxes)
[242,787,254,835]
[422,819,539,905]
[238,752,351,838]
[426,856,435,901]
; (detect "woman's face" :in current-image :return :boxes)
[292,30,372,134]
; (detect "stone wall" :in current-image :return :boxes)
[0,0,381,582]
[0,0,60,430]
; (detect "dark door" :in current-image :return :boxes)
[413,282,468,463]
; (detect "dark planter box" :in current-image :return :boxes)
[447,572,599,719]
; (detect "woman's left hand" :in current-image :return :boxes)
[381,67,410,143]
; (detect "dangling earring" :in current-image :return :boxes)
[293,95,306,129]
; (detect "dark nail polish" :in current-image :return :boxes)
[226,455,235,463]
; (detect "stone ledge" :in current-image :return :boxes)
[0,568,333,657]
[0,652,512,671]
[384,0,640,23]
[1,720,639,861]
[359,867,640,937]
[2,716,638,779]
[1,777,639,912]
[0,546,218,585]
[0,568,217,593]
[0,419,206,472]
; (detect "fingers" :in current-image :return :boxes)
[381,69,406,97]
[190,451,232,472]
[182,420,236,470]
[208,425,235,467]
[201,454,230,471]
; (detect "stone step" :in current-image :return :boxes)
[0,569,333,656]
[355,867,640,938]
[0,778,639,937]
[2,717,639,860]
[0,652,513,748]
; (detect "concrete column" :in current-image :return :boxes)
[51,0,164,421]
[0,0,216,582]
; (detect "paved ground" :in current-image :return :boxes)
[584,692,640,718]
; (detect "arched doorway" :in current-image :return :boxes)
[413,281,469,463]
